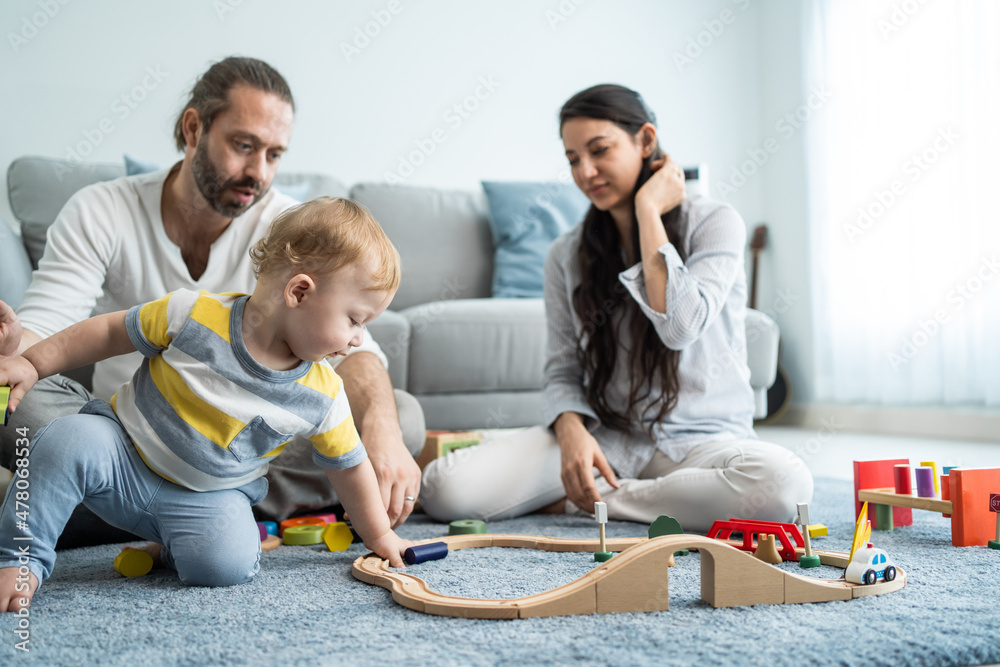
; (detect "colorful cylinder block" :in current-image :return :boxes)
[894,464,912,494]
[941,474,952,518]
[404,542,449,565]
[915,466,935,498]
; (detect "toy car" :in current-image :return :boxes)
[845,546,897,585]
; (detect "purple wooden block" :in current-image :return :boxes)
[915,466,935,498]
[257,521,267,542]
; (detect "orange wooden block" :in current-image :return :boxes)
[949,468,1000,547]
[854,460,913,528]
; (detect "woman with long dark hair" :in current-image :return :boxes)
[421,84,812,530]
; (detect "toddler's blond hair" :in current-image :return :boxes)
[250,197,400,293]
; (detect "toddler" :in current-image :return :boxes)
[0,197,409,611]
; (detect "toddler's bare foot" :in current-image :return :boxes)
[121,542,163,568]
[0,566,38,612]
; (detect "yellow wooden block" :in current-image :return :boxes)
[114,549,153,578]
[323,522,354,552]
[807,524,828,538]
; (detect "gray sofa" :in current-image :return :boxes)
[1,156,780,430]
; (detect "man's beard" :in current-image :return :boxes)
[191,140,266,218]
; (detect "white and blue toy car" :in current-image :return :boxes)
[845,546,897,585]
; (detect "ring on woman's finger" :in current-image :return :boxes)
[674,166,684,179]
[404,495,417,502]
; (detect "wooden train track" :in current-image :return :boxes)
[352,533,906,619]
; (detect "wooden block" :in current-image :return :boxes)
[854,460,913,528]
[950,468,1000,547]
[699,540,785,607]
[594,542,672,613]
[807,524,828,538]
[858,488,952,514]
[415,430,483,470]
[921,460,940,494]
[0,386,9,426]
[753,534,783,564]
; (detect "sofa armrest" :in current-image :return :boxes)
[745,308,779,391]
[366,309,410,390]
[0,221,33,310]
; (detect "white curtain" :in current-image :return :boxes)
[805,0,1000,406]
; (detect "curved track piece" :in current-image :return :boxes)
[352,534,906,618]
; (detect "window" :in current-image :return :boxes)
[805,0,1000,405]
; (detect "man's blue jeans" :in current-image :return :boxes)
[0,402,261,589]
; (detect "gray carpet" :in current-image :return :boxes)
[2,477,999,666]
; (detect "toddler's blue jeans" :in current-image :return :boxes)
[0,402,262,590]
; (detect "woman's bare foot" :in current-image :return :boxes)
[0,566,38,612]
[121,542,164,568]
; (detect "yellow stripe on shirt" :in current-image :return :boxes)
[146,355,248,450]
[308,416,360,459]
[188,293,234,343]
[296,363,343,397]
[139,293,174,349]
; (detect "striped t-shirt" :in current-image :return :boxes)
[112,289,365,493]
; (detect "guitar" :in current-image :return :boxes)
[749,224,792,424]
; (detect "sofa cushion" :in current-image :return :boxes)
[402,298,545,394]
[0,221,33,309]
[350,183,493,311]
[418,391,544,431]
[8,156,124,267]
[481,180,590,298]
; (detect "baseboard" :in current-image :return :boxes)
[777,404,1000,444]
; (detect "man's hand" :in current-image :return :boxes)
[364,420,422,528]
[336,351,421,528]
[0,301,22,360]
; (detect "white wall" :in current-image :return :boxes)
[3,0,822,399]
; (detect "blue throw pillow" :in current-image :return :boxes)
[482,181,591,298]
